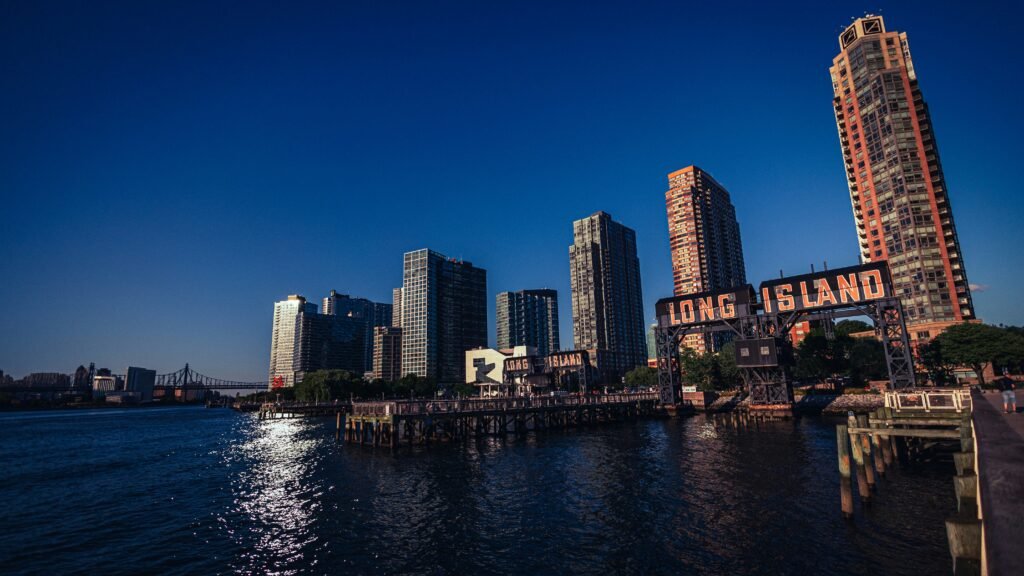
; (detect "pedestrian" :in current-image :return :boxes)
[996,370,1017,414]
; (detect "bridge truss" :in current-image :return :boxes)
[155,364,268,390]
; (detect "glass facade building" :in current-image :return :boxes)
[268,295,318,387]
[830,15,973,329]
[321,290,392,374]
[400,249,487,384]
[496,289,560,357]
[569,211,647,377]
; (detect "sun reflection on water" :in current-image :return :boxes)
[226,417,325,573]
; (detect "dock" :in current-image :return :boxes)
[834,387,1024,576]
[343,392,661,447]
[251,401,351,419]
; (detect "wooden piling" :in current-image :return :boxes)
[869,410,886,477]
[857,415,876,490]
[837,424,854,518]
[877,408,894,467]
[848,414,870,502]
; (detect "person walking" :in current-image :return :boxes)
[996,370,1017,414]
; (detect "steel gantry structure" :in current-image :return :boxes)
[655,262,915,407]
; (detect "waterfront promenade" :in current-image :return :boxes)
[972,390,1024,576]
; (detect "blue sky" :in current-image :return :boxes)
[2,1,1021,381]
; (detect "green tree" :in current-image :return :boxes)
[847,337,887,386]
[393,374,437,399]
[917,339,955,386]
[835,319,872,338]
[794,329,844,383]
[624,366,658,389]
[679,347,722,391]
[294,372,332,402]
[452,382,477,397]
[717,341,740,388]
[934,323,1024,385]
[293,370,367,401]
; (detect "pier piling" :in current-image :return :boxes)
[847,414,871,503]
[856,415,876,490]
[837,424,854,518]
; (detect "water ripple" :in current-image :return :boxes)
[0,408,954,575]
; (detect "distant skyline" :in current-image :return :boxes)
[2,1,1022,380]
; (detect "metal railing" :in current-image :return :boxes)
[350,392,659,417]
[884,388,972,413]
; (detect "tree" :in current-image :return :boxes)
[717,341,740,388]
[793,329,848,383]
[847,337,887,386]
[452,382,476,397]
[394,374,437,398]
[678,347,709,390]
[835,319,872,338]
[294,372,332,402]
[678,347,731,391]
[294,370,366,401]
[933,323,1024,385]
[917,339,956,386]
[624,366,658,389]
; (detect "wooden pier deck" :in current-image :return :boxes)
[251,401,352,419]
[832,387,1024,575]
[343,393,661,448]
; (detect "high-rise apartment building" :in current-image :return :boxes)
[268,295,318,387]
[830,15,973,335]
[298,312,366,376]
[666,165,747,352]
[400,249,487,383]
[392,287,403,328]
[569,211,647,377]
[372,326,403,381]
[496,289,560,357]
[321,289,392,373]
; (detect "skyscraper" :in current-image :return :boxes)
[665,165,747,351]
[400,249,487,383]
[391,287,403,327]
[496,289,560,357]
[298,311,366,376]
[268,295,318,387]
[569,211,646,376]
[321,289,392,373]
[830,15,974,337]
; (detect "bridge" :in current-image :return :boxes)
[155,364,267,391]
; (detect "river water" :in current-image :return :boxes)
[0,407,954,575]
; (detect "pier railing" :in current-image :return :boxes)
[883,388,972,413]
[351,392,659,417]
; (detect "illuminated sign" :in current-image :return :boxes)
[759,262,891,314]
[271,376,285,389]
[655,263,894,329]
[546,351,587,370]
[655,285,757,328]
[504,356,535,375]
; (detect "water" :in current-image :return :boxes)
[0,407,955,575]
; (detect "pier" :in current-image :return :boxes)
[251,401,351,419]
[834,387,1024,576]
[342,392,661,447]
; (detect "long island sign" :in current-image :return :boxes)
[656,262,893,328]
